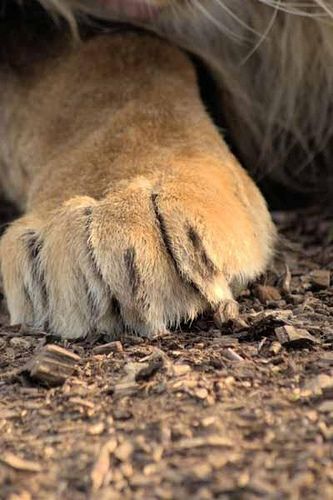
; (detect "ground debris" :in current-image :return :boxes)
[87,422,105,436]
[174,435,233,451]
[255,284,282,303]
[91,438,117,491]
[318,400,333,413]
[280,264,292,293]
[114,441,134,462]
[0,452,42,472]
[274,325,319,347]
[309,269,331,290]
[239,309,294,341]
[172,364,191,377]
[223,348,245,362]
[305,374,333,398]
[135,350,165,381]
[113,351,165,398]
[92,341,123,355]
[25,344,80,386]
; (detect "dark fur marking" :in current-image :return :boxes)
[83,207,93,218]
[124,247,141,297]
[25,231,42,259]
[82,275,100,320]
[151,194,181,273]
[187,226,218,278]
[23,230,47,306]
[110,296,126,330]
[111,296,121,317]
[187,226,200,249]
[151,193,201,294]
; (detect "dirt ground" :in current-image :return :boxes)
[0,206,332,499]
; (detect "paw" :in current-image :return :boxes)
[0,175,275,338]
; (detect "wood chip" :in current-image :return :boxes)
[280,264,292,293]
[305,374,333,397]
[135,351,165,381]
[87,422,105,435]
[309,269,331,289]
[318,400,333,413]
[223,348,244,362]
[92,341,123,355]
[253,309,293,322]
[113,356,163,398]
[275,326,319,347]
[175,435,233,450]
[113,380,138,398]
[194,388,209,400]
[255,285,282,303]
[91,438,117,491]
[0,452,42,472]
[120,462,134,479]
[269,341,282,355]
[68,397,95,409]
[172,364,191,377]
[8,491,32,500]
[114,441,134,462]
[26,344,80,387]
[9,337,31,350]
[201,416,216,427]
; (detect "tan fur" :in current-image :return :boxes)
[0,32,275,338]
[33,0,333,188]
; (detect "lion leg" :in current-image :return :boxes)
[0,33,276,338]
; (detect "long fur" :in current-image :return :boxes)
[17,0,333,191]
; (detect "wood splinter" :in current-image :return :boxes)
[26,344,81,386]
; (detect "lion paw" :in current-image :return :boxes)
[0,176,275,338]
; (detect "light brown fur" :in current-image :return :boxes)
[32,0,333,188]
[0,29,275,338]
[4,0,331,339]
